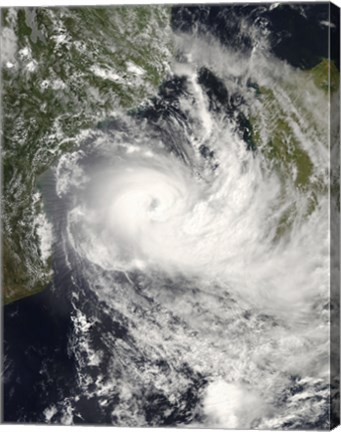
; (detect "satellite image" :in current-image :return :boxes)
[1,2,340,428]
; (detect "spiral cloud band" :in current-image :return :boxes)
[52,29,331,429]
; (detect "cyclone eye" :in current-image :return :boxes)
[149,198,159,211]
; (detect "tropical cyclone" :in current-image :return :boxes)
[51,42,332,426]
[2,3,340,429]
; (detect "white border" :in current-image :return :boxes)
[1,1,340,432]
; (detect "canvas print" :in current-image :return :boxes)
[1,1,340,428]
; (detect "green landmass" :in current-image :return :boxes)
[1,6,171,304]
[249,59,339,240]
[308,58,340,93]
